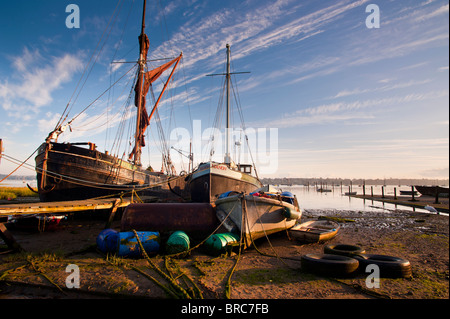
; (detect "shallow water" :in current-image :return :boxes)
[0,179,443,215]
[280,185,435,214]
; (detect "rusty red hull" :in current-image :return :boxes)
[120,203,219,238]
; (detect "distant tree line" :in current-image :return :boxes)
[1,174,448,187]
[260,177,449,187]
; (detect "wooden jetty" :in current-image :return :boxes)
[349,194,449,214]
[0,196,156,217]
[0,195,157,253]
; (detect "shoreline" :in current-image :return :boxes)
[1,207,448,300]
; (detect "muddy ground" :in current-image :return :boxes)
[0,207,448,304]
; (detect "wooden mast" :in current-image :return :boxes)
[207,45,250,166]
[134,0,147,166]
[225,44,231,164]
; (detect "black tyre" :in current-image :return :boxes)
[324,244,366,257]
[301,253,359,277]
[354,254,412,278]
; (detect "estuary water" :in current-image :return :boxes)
[280,184,436,214]
[0,179,443,215]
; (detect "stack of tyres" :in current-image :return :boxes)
[301,244,412,278]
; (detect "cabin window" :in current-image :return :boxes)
[238,164,252,174]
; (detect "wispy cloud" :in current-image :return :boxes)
[253,90,449,128]
[152,0,369,74]
[0,48,83,119]
[333,79,432,98]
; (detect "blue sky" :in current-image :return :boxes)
[0,0,448,180]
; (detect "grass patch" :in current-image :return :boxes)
[0,187,38,199]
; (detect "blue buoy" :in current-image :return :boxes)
[96,229,119,254]
[117,231,160,258]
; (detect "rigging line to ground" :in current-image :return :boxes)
[0,147,40,183]
[56,0,124,130]
[69,64,138,125]
[1,152,185,191]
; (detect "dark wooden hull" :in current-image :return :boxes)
[188,162,262,203]
[414,185,449,197]
[35,142,186,202]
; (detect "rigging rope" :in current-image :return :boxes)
[56,0,124,130]
[69,65,137,126]
[0,146,40,183]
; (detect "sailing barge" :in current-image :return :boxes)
[187,45,262,203]
[35,1,185,202]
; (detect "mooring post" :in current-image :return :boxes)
[394,187,397,200]
[371,186,373,197]
[381,186,385,198]
[434,187,440,204]
[411,186,416,201]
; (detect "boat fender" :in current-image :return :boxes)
[283,207,301,220]
[203,233,240,256]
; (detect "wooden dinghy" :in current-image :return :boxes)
[289,220,340,243]
[215,186,302,248]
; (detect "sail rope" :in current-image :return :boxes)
[68,65,137,126]
[230,75,260,180]
[3,2,191,186]
[0,147,40,184]
[0,152,185,192]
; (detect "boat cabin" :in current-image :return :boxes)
[237,164,252,174]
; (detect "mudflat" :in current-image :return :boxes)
[0,208,448,300]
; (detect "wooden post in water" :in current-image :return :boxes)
[411,186,416,201]
[394,187,397,200]
[371,186,373,197]
[434,187,440,204]
[363,182,366,196]
[381,186,385,198]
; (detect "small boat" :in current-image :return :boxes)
[214,185,301,248]
[289,220,340,243]
[414,185,449,198]
[344,192,357,196]
[316,188,332,192]
[399,190,418,196]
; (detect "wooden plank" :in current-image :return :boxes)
[0,196,157,217]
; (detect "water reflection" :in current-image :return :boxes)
[281,185,434,214]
